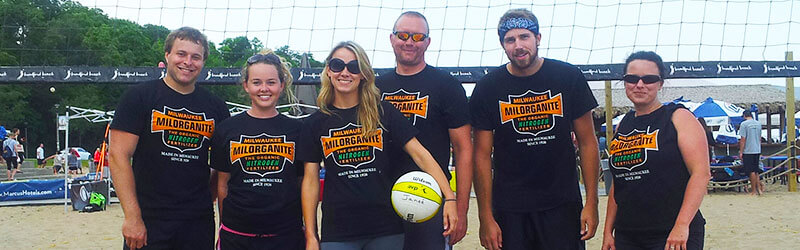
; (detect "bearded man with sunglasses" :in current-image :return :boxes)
[469,8,599,250]
[375,11,473,250]
[109,27,230,250]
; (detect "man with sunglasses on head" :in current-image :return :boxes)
[109,27,230,250]
[469,8,599,250]
[376,11,473,250]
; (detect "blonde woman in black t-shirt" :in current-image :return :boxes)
[211,50,305,249]
[297,41,457,250]
[601,51,710,250]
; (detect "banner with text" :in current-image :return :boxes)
[1,61,798,85]
[0,179,66,202]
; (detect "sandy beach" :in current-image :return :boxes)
[1,183,799,249]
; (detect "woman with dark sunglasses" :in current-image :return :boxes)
[297,41,457,250]
[210,50,305,249]
[601,51,709,250]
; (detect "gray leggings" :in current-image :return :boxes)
[320,233,404,250]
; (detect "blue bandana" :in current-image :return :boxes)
[498,17,539,42]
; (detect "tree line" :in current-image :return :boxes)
[0,0,323,157]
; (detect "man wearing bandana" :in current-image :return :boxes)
[469,8,600,250]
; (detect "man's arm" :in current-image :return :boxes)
[301,162,321,250]
[108,129,147,249]
[738,127,747,159]
[473,129,502,250]
[448,124,473,245]
[573,111,599,240]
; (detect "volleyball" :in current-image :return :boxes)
[391,171,442,223]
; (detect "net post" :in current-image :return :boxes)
[786,51,798,192]
[605,80,613,149]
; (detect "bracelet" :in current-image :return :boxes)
[444,198,457,202]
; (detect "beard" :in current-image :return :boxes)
[507,49,536,71]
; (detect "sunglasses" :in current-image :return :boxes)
[247,53,281,65]
[328,58,361,74]
[393,31,428,42]
[623,74,662,84]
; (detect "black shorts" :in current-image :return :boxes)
[218,227,304,250]
[614,226,704,250]
[494,201,585,250]
[123,217,214,250]
[5,157,18,170]
[742,154,761,174]
[37,159,45,165]
[53,165,62,172]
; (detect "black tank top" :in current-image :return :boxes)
[609,103,704,231]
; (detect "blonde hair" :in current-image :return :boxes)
[240,49,297,106]
[318,41,383,136]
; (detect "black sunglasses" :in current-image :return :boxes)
[623,74,662,84]
[328,58,361,74]
[247,54,281,65]
[393,31,428,42]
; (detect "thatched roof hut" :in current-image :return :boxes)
[591,84,793,118]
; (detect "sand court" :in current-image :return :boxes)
[1,183,798,249]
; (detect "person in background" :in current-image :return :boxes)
[15,134,24,173]
[602,51,709,250]
[93,148,101,170]
[698,118,716,162]
[37,143,45,168]
[3,131,20,180]
[738,110,764,195]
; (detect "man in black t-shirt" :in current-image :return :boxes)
[470,9,599,250]
[109,27,230,250]
[376,11,473,249]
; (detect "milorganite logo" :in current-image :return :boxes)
[381,89,429,125]
[151,107,215,152]
[230,134,295,177]
[320,123,383,169]
[609,128,659,171]
[499,90,563,136]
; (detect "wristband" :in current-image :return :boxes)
[444,198,457,202]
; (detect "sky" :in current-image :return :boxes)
[74,0,800,89]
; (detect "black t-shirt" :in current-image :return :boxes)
[610,103,705,231]
[376,65,470,179]
[110,79,230,220]
[210,112,303,234]
[469,59,598,211]
[296,102,418,242]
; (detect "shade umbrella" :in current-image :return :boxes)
[713,123,739,155]
[794,111,800,127]
[667,96,701,111]
[692,97,746,127]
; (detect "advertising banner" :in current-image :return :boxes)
[2,61,799,85]
[0,179,66,202]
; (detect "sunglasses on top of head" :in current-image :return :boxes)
[623,74,662,84]
[328,58,361,74]
[393,31,428,42]
[246,53,281,65]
